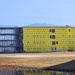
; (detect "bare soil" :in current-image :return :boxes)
[0,52,75,71]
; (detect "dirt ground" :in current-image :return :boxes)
[0,52,75,69]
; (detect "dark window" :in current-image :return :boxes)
[51,47,56,52]
[52,35,55,39]
[50,35,51,38]
[69,29,71,32]
[52,29,55,32]
[49,29,55,32]
[56,41,58,44]
[52,41,55,45]
[49,29,51,32]
[50,35,55,39]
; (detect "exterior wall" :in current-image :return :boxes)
[67,28,75,50]
[23,26,75,52]
[0,27,23,53]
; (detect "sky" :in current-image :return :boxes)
[0,0,75,26]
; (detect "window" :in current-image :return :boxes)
[50,36,51,38]
[49,29,55,32]
[49,29,51,32]
[52,35,55,39]
[56,41,58,44]
[69,29,70,32]
[52,41,58,45]
[52,29,55,32]
[52,41,55,45]
[50,35,55,39]
[51,47,56,52]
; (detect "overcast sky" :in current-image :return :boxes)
[0,0,75,26]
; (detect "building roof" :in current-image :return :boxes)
[23,23,72,28]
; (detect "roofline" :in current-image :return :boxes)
[0,27,22,29]
[23,25,75,28]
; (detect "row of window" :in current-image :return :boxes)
[69,35,74,38]
[26,41,45,44]
[50,35,75,39]
[52,41,75,45]
[26,35,45,38]
[0,29,15,34]
[68,47,74,49]
[0,35,15,40]
[50,35,75,38]
[25,29,55,32]
[26,41,75,45]
[25,29,75,33]
[26,47,75,50]
[26,34,75,39]
[52,41,58,45]
[69,41,74,44]
[33,41,45,44]
[26,48,46,50]
[0,47,15,52]
[0,41,16,46]
[33,35,45,38]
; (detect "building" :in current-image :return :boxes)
[0,27,23,53]
[0,25,75,53]
[23,26,75,52]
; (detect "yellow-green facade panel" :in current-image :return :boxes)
[23,26,75,52]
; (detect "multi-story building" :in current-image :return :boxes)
[23,26,75,52]
[0,27,23,53]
